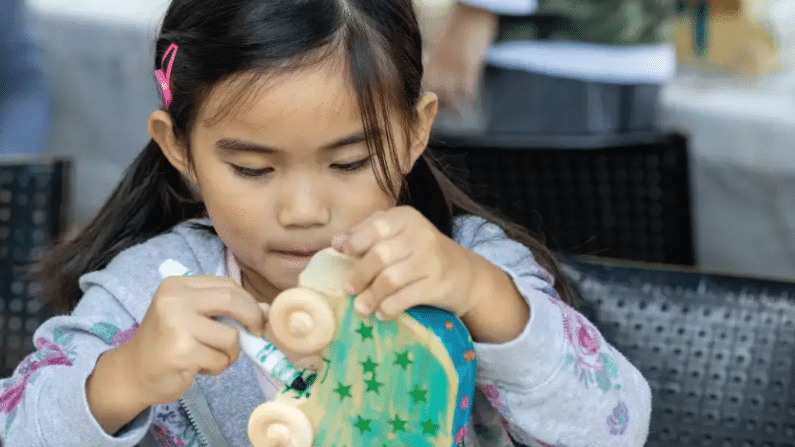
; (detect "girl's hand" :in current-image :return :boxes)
[117,276,268,406]
[331,206,480,320]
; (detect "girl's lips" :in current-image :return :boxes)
[274,250,317,258]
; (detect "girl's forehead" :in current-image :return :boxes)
[201,65,361,130]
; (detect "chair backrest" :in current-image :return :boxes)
[562,256,795,447]
[0,157,70,377]
[429,132,694,265]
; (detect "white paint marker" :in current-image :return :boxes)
[158,259,310,391]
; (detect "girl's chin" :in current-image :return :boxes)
[263,263,302,288]
[241,262,300,298]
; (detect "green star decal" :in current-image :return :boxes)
[365,377,384,394]
[394,350,412,369]
[420,418,439,435]
[333,382,352,400]
[388,415,407,432]
[353,415,372,434]
[408,384,427,403]
[355,322,374,340]
[361,356,378,375]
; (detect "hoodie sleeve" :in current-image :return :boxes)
[456,0,538,15]
[455,217,651,447]
[0,285,154,446]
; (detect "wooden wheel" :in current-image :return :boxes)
[270,288,335,354]
[248,401,313,447]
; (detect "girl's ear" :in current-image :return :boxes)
[148,110,196,183]
[403,92,439,174]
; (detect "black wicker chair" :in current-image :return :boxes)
[563,256,795,446]
[429,132,694,265]
[0,157,70,377]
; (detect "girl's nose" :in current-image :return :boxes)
[276,178,330,228]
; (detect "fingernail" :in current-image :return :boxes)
[354,299,370,315]
[344,283,356,296]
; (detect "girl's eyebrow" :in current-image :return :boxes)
[215,132,369,155]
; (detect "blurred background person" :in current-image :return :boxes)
[423,0,679,135]
[422,1,498,130]
[0,0,50,155]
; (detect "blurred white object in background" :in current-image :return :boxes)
[24,0,169,230]
[765,0,795,67]
[26,0,168,25]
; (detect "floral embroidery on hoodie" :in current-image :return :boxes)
[550,297,620,393]
[152,402,202,447]
[535,440,569,447]
[606,401,629,435]
[153,423,189,447]
[530,264,621,393]
[479,384,511,419]
[0,329,75,431]
[90,322,139,347]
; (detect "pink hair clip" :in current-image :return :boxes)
[155,43,179,109]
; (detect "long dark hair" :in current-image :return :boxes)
[37,0,576,313]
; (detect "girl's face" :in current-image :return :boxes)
[151,61,437,304]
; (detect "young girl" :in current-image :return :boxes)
[0,0,651,445]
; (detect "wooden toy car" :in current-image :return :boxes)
[248,248,477,447]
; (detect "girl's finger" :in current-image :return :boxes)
[192,286,267,338]
[161,275,266,336]
[339,214,404,258]
[190,314,241,365]
[355,260,426,316]
[376,278,435,320]
[194,342,235,376]
[345,239,411,297]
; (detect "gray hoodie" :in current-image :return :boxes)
[0,215,651,446]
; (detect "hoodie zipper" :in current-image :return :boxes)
[179,395,211,447]
[177,380,231,447]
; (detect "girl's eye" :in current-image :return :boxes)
[230,157,371,179]
[332,157,371,172]
[231,166,272,178]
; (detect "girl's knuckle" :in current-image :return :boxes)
[374,219,390,238]
[216,288,235,306]
[423,229,436,244]
[172,334,194,359]
[384,266,402,288]
[375,243,392,264]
